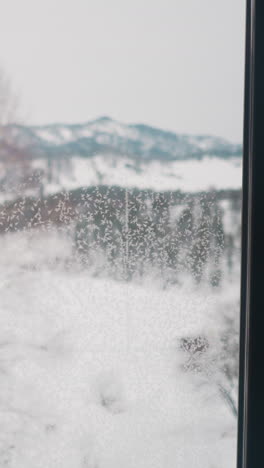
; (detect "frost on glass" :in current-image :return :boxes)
[0,115,241,468]
[0,3,243,462]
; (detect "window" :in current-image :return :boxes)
[0,2,246,467]
[237,1,264,467]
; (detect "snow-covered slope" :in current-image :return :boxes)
[36,154,242,194]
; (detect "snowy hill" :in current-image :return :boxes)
[4,116,242,161]
[0,117,242,198]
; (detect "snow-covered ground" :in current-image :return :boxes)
[38,155,242,195]
[0,154,242,204]
[0,229,239,468]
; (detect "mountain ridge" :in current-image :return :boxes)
[3,116,242,162]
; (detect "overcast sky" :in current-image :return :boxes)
[0,0,245,142]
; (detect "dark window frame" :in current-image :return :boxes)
[237,1,264,467]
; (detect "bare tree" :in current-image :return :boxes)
[0,67,20,128]
[0,67,35,196]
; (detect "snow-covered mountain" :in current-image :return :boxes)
[0,117,242,196]
[4,116,242,160]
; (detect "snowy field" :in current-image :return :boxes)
[0,228,239,468]
[37,155,242,195]
[0,155,242,204]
